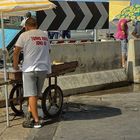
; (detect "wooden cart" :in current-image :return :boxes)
[0,61,78,117]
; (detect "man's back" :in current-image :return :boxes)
[15,29,51,73]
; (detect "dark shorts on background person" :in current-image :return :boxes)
[117,39,127,55]
[23,71,47,97]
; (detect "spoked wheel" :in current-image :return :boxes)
[9,84,25,116]
[42,85,63,118]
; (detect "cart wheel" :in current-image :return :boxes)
[9,84,24,116]
[42,85,63,118]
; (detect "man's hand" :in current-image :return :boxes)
[132,31,140,38]
[13,65,19,71]
[13,46,22,71]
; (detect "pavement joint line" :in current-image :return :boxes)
[0,126,7,137]
[52,123,60,140]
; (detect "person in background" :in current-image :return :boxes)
[132,20,140,38]
[16,12,32,66]
[13,17,51,128]
[115,18,131,68]
[20,12,32,28]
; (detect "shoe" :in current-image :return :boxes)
[22,120,34,128]
[22,120,42,128]
[34,121,42,128]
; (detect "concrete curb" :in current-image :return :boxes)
[55,68,128,96]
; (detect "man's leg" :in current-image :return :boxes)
[22,72,42,128]
[23,96,41,128]
[122,54,126,68]
[121,39,127,68]
[29,96,39,123]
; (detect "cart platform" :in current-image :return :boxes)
[0,61,78,84]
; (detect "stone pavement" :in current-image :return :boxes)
[0,85,140,140]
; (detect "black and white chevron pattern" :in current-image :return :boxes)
[37,1,109,30]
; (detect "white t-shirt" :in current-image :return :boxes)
[15,29,51,73]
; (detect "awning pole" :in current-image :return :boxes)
[1,12,10,127]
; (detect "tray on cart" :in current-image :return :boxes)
[51,61,78,76]
[0,61,78,81]
[0,70,22,82]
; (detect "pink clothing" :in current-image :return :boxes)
[115,18,128,39]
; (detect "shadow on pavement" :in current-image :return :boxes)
[42,117,60,126]
[62,102,122,121]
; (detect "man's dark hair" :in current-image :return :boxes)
[25,17,37,27]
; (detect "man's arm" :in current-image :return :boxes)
[13,46,22,70]
[132,22,140,38]
[132,31,140,38]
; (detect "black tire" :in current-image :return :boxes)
[9,84,24,115]
[42,85,63,118]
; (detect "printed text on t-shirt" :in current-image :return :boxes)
[31,36,48,46]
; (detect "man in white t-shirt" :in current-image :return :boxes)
[13,17,51,128]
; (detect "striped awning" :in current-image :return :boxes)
[0,0,55,15]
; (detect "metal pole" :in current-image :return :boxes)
[1,12,10,127]
[94,29,98,42]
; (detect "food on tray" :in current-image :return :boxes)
[52,60,64,65]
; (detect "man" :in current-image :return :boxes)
[13,17,51,128]
[20,12,32,27]
[115,18,131,68]
[132,21,140,38]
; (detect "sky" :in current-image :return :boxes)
[58,0,109,2]
[131,0,140,5]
